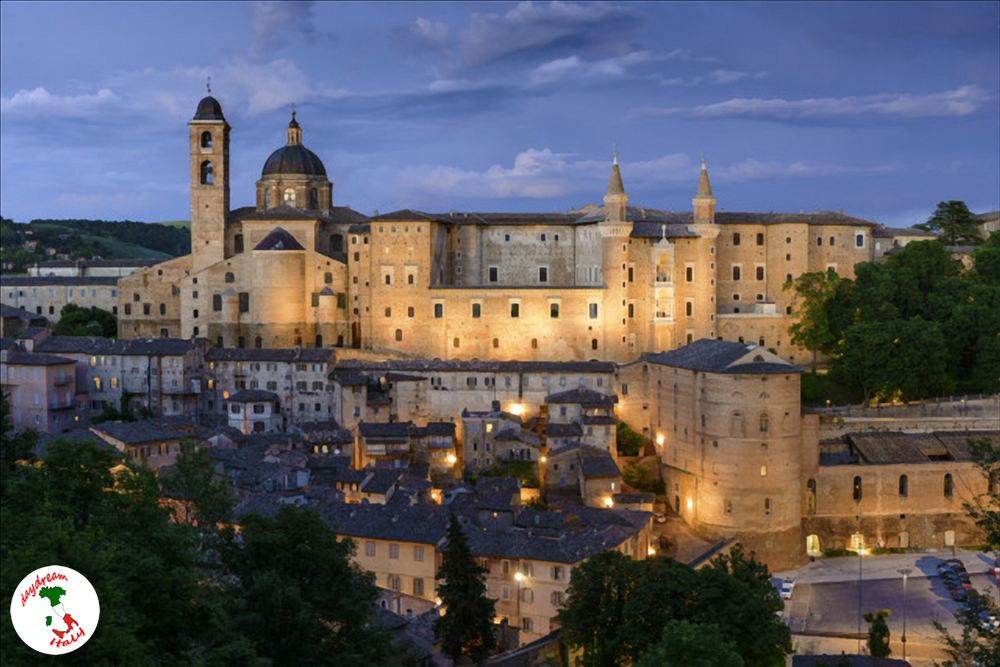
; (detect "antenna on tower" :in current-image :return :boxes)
[207,77,211,95]
[613,143,618,164]
[291,102,296,119]
[701,150,706,168]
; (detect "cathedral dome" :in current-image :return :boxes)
[193,95,225,121]
[261,111,327,178]
[261,144,327,178]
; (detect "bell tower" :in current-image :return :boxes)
[189,82,231,273]
[599,150,633,361]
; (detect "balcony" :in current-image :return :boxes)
[653,312,673,324]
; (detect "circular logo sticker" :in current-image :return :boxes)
[9,565,100,655]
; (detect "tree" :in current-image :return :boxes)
[916,200,982,245]
[0,390,37,499]
[222,505,389,666]
[971,230,1000,285]
[785,269,848,367]
[934,438,1000,667]
[434,513,496,664]
[635,619,743,667]
[863,609,891,657]
[616,421,646,456]
[52,303,117,338]
[160,439,233,530]
[557,546,790,667]
[556,549,636,667]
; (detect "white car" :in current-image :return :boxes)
[780,579,795,599]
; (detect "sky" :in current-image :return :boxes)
[1,1,998,227]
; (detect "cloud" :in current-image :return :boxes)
[458,1,638,68]
[0,87,120,117]
[527,50,668,87]
[717,158,894,183]
[251,1,329,62]
[693,85,990,119]
[529,56,582,86]
[394,17,452,57]
[388,148,696,202]
[708,69,749,85]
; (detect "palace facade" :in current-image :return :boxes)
[116,94,877,363]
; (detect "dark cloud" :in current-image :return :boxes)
[457,1,640,69]
[251,1,331,63]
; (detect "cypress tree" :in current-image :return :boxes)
[433,513,496,664]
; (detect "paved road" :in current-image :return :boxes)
[775,548,998,664]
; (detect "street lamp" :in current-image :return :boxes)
[897,568,912,662]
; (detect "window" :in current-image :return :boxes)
[686,266,693,282]
[829,236,835,246]
[213,294,222,311]
[408,306,414,317]
[453,337,460,348]
[685,302,692,317]
[732,266,741,281]
[388,575,400,591]
[238,293,249,312]
[856,233,865,248]
[489,267,498,282]
[551,565,564,581]
[733,233,741,246]
[283,188,296,206]
[853,476,862,501]
[521,617,533,633]
[413,578,424,596]
[385,307,392,317]
[898,474,908,497]
[501,585,510,600]
[756,266,764,280]
[472,303,481,318]
[407,273,414,285]
[550,591,564,606]
[384,274,391,285]
[944,473,953,498]
[628,303,634,318]
[589,303,598,319]
[531,338,537,349]
[309,188,318,209]
[434,303,443,318]
[756,233,764,245]
[234,234,244,253]
[520,587,534,603]
[510,303,519,318]
[200,161,213,185]
[414,546,424,561]
[764,497,771,516]
[389,544,399,559]
[395,329,402,342]
[760,465,767,477]
[201,131,212,148]
[538,267,548,283]
[759,413,769,433]
[628,266,634,282]
[550,303,559,318]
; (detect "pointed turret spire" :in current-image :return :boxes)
[695,152,713,198]
[607,146,625,195]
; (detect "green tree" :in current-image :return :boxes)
[832,317,952,403]
[934,437,1000,667]
[695,544,792,667]
[52,303,117,338]
[434,513,497,664]
[916,200,982,245]
[556,549,636,667]
[635,619,743,667]
[971,231,1000,285]
[160,439,233,530]
[0,390,37,499]
[223,505,389,666]
[785,269,848,367]
[863,609,892,657]
[616,421,646,456]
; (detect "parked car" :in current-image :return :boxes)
[780,579,795,600]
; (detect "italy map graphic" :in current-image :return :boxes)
[37,586,80,640]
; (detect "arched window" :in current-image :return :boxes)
[254,336,262,349]
[201,131,212,148]
[225,272,235,283]
[853,476,862,501]
[759,412,769,433]
[309,188,318,209]
[264,189,272,208]
[806,479,816,514]
[283,188,296,206]
[395,329,403,342]
[898,474,908,497]
[200,161,214,185]
[324,272,333,284]
[730,411,745,437]
[944,473,953,498]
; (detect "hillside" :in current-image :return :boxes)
[1,217,189,272]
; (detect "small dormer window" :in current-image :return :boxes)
[754,355,764,362]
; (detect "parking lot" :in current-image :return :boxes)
[774,549,998,665]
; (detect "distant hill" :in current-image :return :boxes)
[1,216,189,273]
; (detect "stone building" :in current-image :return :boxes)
[1,347,86,432]
[114,94,882,364]
[3,276,120,318]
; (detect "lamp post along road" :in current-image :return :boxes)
[898,568,912,662]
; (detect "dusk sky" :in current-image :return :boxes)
[2,1,998,227]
